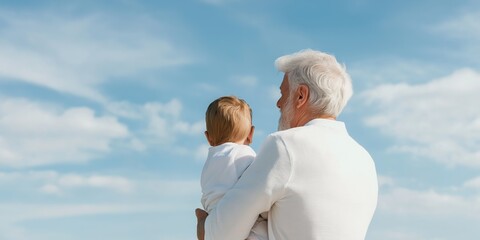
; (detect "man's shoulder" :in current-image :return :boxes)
[269,120,348,141]
[265,124,332,150]
[269,125,310,140]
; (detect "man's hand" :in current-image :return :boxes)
[195,208,208,240]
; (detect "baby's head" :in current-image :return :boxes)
[205,96,254,146]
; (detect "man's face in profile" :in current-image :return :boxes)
[277,74,294,131]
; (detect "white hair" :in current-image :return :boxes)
[275,49,353,117]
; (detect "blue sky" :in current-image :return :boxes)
[0,0,479,239]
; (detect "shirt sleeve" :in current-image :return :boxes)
[205,134,292,240]
[233,146,256,179]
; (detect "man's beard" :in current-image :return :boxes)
[278,97,294,131]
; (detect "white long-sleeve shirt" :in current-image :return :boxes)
[205,119,378,240]
[201,142,256,212]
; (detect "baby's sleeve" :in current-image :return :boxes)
[234,146,256,179]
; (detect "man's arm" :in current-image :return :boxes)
[204,135,292,240]
[196,208,208,240]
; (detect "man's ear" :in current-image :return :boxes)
[204,131,214,146]
[295,84,309,108]
[245,126,255,145]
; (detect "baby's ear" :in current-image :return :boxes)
[204,131,214,146]
[246,126,255,145]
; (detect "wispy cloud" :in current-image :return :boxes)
[234,12,312,52]
[377,175,395,188]
[0,98,128,168]
[107,99,204,146]
[54,174,133,194]
[194,144,210,162]
[0,170,200,199]
[0,202,167,239]
[0,183,198,239]
[464,176,480,190]
[370,230,427,240]
[433,10,480,41]
[370,174,480,240]
[0,170,133,195]
[361,68,480,168]
[0,10,193,103]
[268,85,280,102]
[231,75,258,87]
[0,96,205,168]
[378,187,480,218]
[349,57,442,87]
[431,9,480,64]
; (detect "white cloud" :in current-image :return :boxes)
[0,170,134,195]
[0,98,128,168]
[0,168,201,219]
[141,99,205,145]
[0,171,202,206]
[232,75,258,87]
[361,68,480,168]
[129,138,147,152]
[4,171,199,201]
[142,179,200,197]
[375,175,480,224]
[233,13,311,51]
[0,170,58,182]
[0,174,200,240]
[145,99,205,136]
[194,144,210,162]
[268,85,281,102]
[91,98,206,165]
[0,203,165,225]
[431,10,480,64]
[434,10,480,41]
[56,174,134,194]
[349,58,442,86]
[174,120,205,135]
[107,99,204,147]
[0,10,192,103]
[378,187,480,218]
[0,204,152,240]
[39,184,61,195]
[370,230,427,240]
[377,175,395,188]
[197,82,220,93]
[464,176,480,190]
[0,97,204,167]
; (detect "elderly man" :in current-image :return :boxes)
[196,49,378,240]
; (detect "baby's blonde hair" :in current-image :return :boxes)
[205,96,252,146]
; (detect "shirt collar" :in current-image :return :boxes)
[304,118,346,131]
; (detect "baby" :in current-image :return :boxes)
[200,96,267,240]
